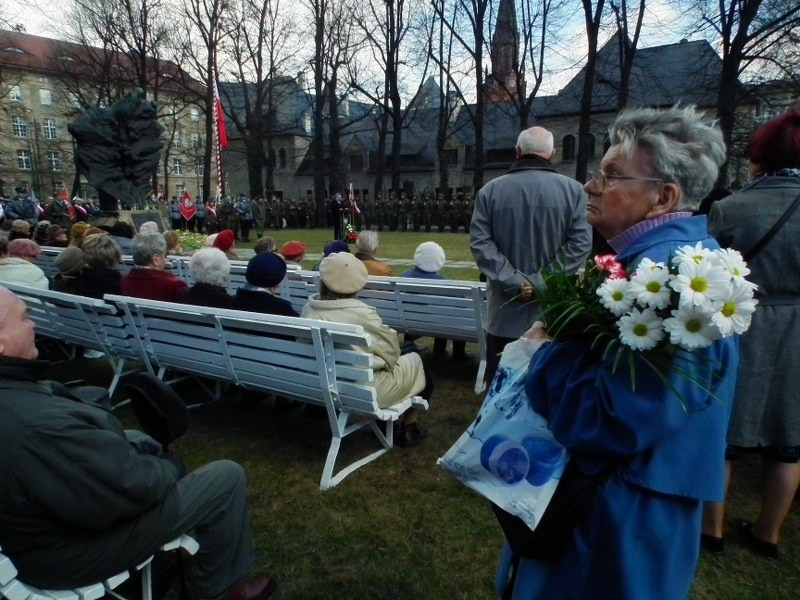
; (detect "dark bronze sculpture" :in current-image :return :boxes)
[68,89,164,214]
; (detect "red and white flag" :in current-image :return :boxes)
[179,190,196,221]
[61,187,75,220]
[349,183,361,215]
[214,81,228,149]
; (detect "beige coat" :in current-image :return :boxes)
[301,294,425,408]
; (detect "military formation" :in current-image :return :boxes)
[0,186,101,232]
[168,191,476,238]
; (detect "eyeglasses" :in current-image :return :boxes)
[591,169,664,193]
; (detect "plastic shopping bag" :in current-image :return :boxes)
[437,338,568,530]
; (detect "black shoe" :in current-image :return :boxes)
[398,423,427,448]
[737,520,778,560]
[700,533,724,554]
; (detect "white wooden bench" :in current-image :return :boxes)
[33,248,489,393]
[105,294,429,490]
[282,271,489,392]
[0,535,198,600]
[3,283,146,398]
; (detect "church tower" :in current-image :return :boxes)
[484,0,525,102]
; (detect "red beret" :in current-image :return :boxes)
[214,229,235,252]
[280,240,306,261]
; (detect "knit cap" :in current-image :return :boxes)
[246,252,288,289]
[414,241,446,273]
[54,246,86,276]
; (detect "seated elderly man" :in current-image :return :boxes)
[0,285,276,600]
[354,230,392,276]
[121,232,188,301]
[177,247,234,308]
[301,252,430,447]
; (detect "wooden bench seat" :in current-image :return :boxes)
[105,295,428,490]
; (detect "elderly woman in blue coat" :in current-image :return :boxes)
[495,106,739,600]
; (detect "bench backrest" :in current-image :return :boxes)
[104,295,386,416]
[3,282,134,359]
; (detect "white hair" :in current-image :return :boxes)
[516,126,554,156]
[189,248,230,287]
[139,221,160,234]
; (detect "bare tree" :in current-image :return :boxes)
[610,0,646,108]
[218,0,298,197]
[576,0,606,183]
[432,0,491,191]
[692,0,800,181]
[178,0,228,201]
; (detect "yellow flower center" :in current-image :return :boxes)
[685,319,703,333]
[733,267,740,276]
[721,301,737,318]
[690,277,707,293]
[692,254,703,264]
[612,290,624,301]
[633,324,649,337]
[646,281,661,293]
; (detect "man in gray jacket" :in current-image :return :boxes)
[0,286,276,600]
[470,126,592,384]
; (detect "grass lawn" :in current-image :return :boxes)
[45,228,799,599]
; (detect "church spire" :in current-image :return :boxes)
[485,0,525,102]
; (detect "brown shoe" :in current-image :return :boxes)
[220,576,277,600]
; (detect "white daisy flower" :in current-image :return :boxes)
[711,282,759,336]
[636,257,667,272]
[629,262,672,309]
[673,242,714,268]
[712,247,751,282]
[617,307,664,351]
[670,259,730,310]
[597,278,635,316]
[663,307,719,349]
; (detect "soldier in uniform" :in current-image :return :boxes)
[462,192,474,233]
[448,195,460,232]
[250,196,266,238]
[397,192,411,231]
[387,192,398,232]
[44,195,74,230]
[193,197,207,233]
[435,193,448,233]
[361,195,371,231]
[410,194,421,232]
[235,194,254,241]
[287,198,298,229]
[297,197,308,229]
[217,195,240,238]
[168,196,182,230]
[205,200,218,234]
[374,193,384,231]
[420,194,432,233]
[271,196,284,230]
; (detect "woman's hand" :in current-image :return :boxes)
[522,321,552,341]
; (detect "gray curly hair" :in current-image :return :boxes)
[608,105,726,211]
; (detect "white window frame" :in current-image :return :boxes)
[12,116,28,137]
[17,149,31,170]
[191,133,202,149]
[190,108,200,122]
[42,118,57,140]
[173,158,183,175]
[195,162,204,176]
[9,85,21,101]
[68,92,81,109]
[48,151,61,171]
[40,88,52,105]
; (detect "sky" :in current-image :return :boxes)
[2,0,708,98]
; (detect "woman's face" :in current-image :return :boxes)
[584,145,667,240]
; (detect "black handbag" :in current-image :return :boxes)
[492,457,626,562]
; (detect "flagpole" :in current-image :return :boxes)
[213,74,224,202]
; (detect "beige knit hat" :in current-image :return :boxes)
[319,252,368,294]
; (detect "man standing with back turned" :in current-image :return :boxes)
[470,126,592,385]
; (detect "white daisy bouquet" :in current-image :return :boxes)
[535,243,757,396]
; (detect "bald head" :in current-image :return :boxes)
[516,126,555,160]
[0,286,38,360]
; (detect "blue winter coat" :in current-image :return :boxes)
[496,216,739,600]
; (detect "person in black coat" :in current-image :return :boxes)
[233,252,298,317]
[176,248,234,309]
